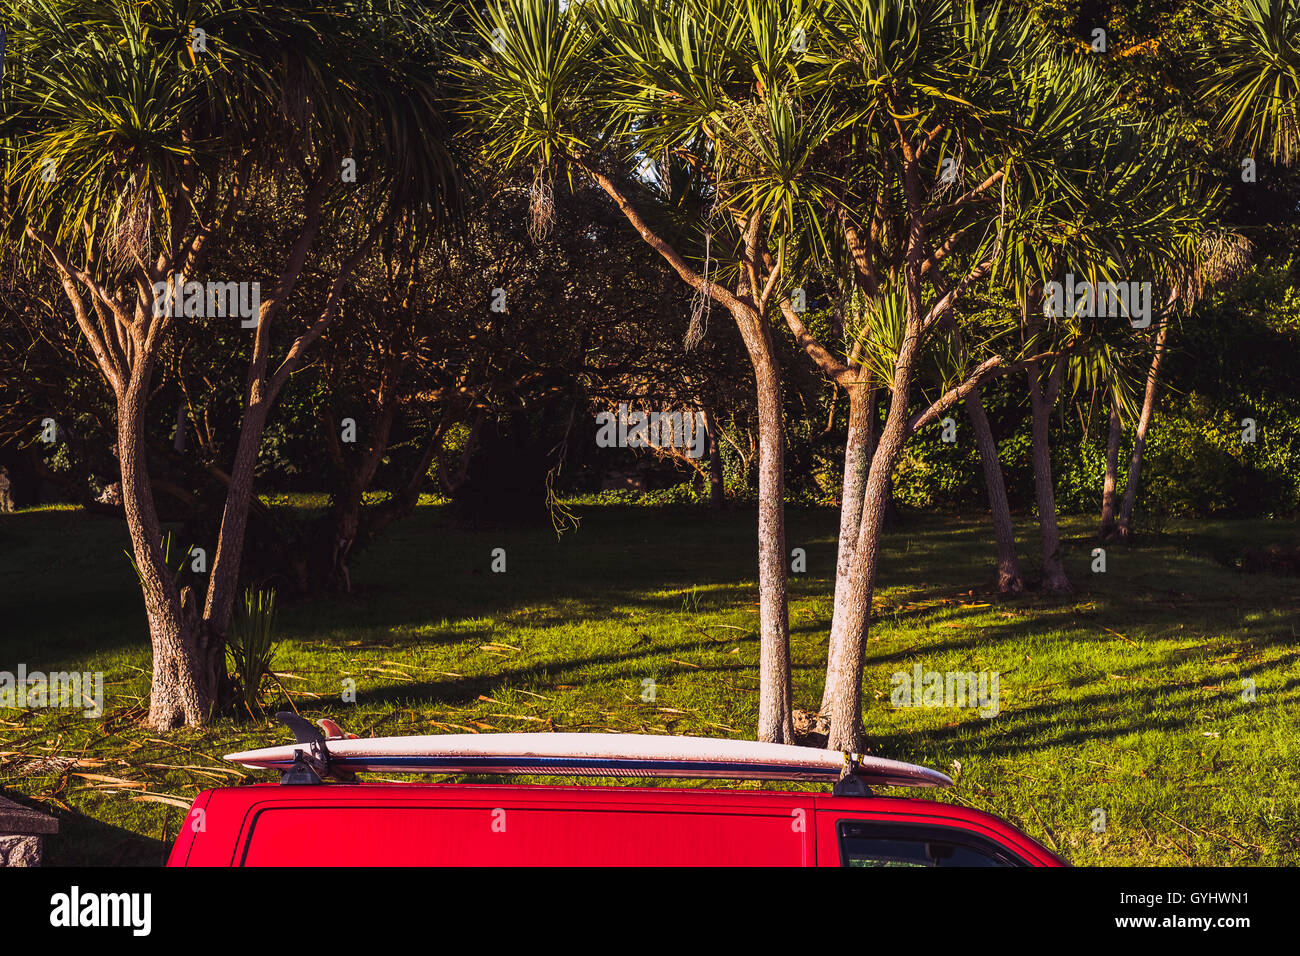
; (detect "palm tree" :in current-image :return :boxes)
[458,0,1058,747]
[804,3,1108,745]
[1108,227,1252,540]
[1099,0,1298,540]
[983,41,1216,581]
[0,0,460,728]
[1204,0,1300,166]
[457,0,876,742]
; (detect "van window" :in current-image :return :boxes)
[837,821,1028,867]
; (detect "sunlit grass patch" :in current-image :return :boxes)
[1,505,1296,865]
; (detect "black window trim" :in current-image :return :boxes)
[836,819,1033,868]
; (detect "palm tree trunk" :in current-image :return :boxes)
[118,360,215,729]
[1117,318,1171,541]
[736,309,795,745]
[965,386,1023,592]
[823,392,914,752]
[822,143,944,751]
[702,402,725,508]
[371,421,447,532]
[201,180,342,640]
[317,369,402,592]
[581,166,793,743]
[202,390,272,640]
[1028,363,1072,593]
[824,303,927,751]
[1099,400,1123,539]
[822,383,874,714]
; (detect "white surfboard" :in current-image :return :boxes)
[225,732,953,788]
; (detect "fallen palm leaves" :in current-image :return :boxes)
[428,720,480,733]
[139,763,245,781]
[130,793,193,809]
[71,773,146,789]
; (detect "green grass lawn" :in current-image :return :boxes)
[1,502,1297,866]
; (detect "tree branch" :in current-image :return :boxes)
[577,160,749,316]
[921,256,996,334]
[906,348,1059,435]
[923,170,1004,225]
[267,214,386,401]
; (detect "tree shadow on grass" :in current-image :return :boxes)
[868,651,1300,766]
[341,626,822,712]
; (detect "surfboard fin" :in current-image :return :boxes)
[277,711,325,746]
[318,718,359,740]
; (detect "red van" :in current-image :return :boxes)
[167,717,1065,867]
[167,780,1065,866]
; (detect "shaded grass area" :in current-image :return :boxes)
[1,503,1297,865]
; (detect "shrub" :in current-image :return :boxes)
[227,588,279,719]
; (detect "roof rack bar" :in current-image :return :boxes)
[832,775,872,798]
[280,748,326,786]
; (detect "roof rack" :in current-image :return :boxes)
[231,716,955,791]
